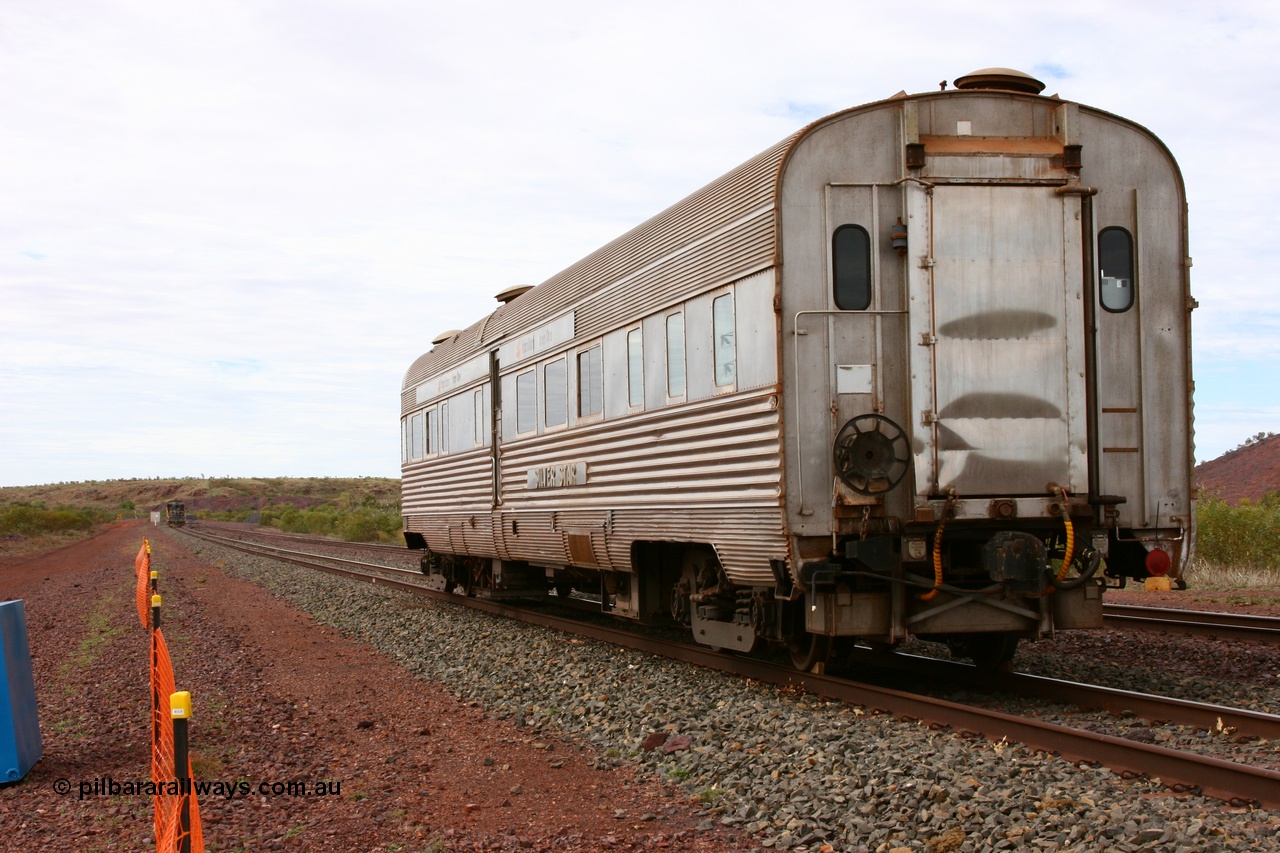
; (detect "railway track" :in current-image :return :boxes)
[1104,602,1280,643]
[194,524,1280,645]
[186,521,410,553]
[181,525,1280,808]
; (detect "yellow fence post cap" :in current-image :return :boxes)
[151,594,162,608]
[170,691,192,719]
[150,570,158,581]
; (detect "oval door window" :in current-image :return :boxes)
[832,224,872,310]
[1098,226,1135,313]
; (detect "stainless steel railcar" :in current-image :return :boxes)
[401,68,1195,668]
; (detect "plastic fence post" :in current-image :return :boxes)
[171,691,192,853]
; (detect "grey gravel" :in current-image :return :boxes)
[190,536,1280,852]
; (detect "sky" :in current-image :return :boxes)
[2,1,1278,487]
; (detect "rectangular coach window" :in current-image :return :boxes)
[712,293,736,387]
[516,370,536,434]
[666,312,685,398]
[544,357,568,427]
[627,328,643,408]
[410,412,424,460]
[438,401,449,455]
[578,345,603,417]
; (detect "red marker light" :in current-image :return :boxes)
[1145,548,1172,576]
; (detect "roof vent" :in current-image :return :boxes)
[495,284,534,304]
[431,329,461,346]
[953,67,1045,95]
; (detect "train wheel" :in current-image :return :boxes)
[949,632,1018,670]
[783,599,831,671]
[787,633,832,672]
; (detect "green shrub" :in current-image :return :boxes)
[338,510,381,542]
[259,498,402,543]
[0,502,107,536]
[1196,493,1280,572]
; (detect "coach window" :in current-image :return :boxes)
[438,401,449,455]
[666,312,686,398]
[712,293,736,387]
[544,357,568,427]
[473,389,485,446]
[832,224,872,310]
[516,370,536,434]
[1098,227,1135,313]
[410,412,425,460]
[627,328,644,408]
[578,345,603,417]
[425,409,438,454]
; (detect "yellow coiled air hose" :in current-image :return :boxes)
[1055,485,1074,582]
[920,489,957,601]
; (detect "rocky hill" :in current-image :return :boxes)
[1196,432,1280,504]
[0,476,399,517]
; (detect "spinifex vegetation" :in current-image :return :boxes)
[253,497,401,542]
[1191,491,1280,587]
[0,502,114,536]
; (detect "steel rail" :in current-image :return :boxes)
[177,527,1280,808]
[1104,603,1280,643]
[186,528,420,574]
[189,521,411,553]
[843,649,1280,740]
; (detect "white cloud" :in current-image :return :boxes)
[3,0,1279,484]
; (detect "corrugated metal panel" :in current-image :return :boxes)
[401,449,491,515]
[405,513,447,553]
[412,506,785,587]
[498,390,782,510]
[552,510,611,530]
[573,211,777,339]
[501,512,570,566]
[480,142,789,341]
[603,507,786,587]
[403,390,786,585]
[405,511,499,560]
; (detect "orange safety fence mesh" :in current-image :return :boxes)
[136,539,206,853]
[135,540,151,629]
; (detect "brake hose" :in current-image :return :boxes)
[1054,485,1074,582]
[920,489,957,601]
[1049,546,1102,591]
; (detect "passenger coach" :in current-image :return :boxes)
[401,68,1195,668]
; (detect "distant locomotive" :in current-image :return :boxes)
[165,501,186,528]
[400,68,1195,668]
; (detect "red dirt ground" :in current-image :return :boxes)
[0,522,760,852]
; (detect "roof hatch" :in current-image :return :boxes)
[953,67,1046,95]
[495,284,533,304]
